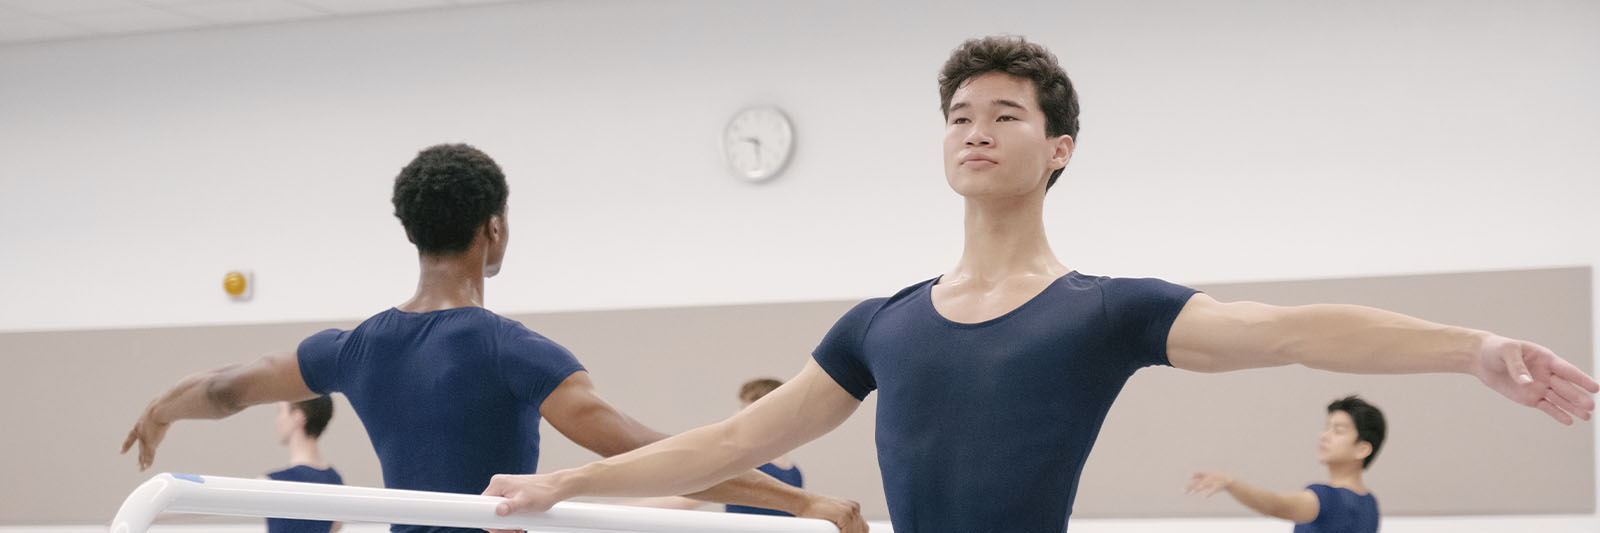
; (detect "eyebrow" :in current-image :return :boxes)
[948,99,1030,112]
[994,99,1027,110]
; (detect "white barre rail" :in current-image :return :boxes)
[112,473,837,533]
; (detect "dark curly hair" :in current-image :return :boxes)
[939,36,1080,189]
[1328,395,1386,469]
[392,144,508,255]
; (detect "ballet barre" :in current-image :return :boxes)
[112,473,837,533]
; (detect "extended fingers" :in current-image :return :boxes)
[1549,379,1595,417]
[1543,388,1588,422]
[1184,473,1218,495]
[1536,399,1574,425]
[1551,360,1600,394]
[138,441,156,470]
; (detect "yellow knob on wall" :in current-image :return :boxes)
[223,272,247,295]
[223,270,254,301]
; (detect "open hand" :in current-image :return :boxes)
[120,403,169,471]
[1472,335,1599,424]
[1185,471,1234,497]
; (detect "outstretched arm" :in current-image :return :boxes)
[121,350,317,470]
[616,496,706,511]
[1167,294,1598,423]
[1186,471,1319,523]
[537,370,861,529]
[486,361,861,523]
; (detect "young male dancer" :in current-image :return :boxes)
[122,144,866,533]
[1188,396,1386,532]
[481,37,1597,532]
[266,396,344,533]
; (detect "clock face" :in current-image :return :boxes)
[723,106,794,183]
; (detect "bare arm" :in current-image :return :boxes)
[538,369,863,530]
[617,496,706,511]
[487,361,860,514]
[121,350,317,470]
[1167,294,1598,423]
[1186,472,1318,523]
[540,371,665,458]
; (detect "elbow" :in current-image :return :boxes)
[204,371,247,415]
[1274,337,1311,369]
[710,420,754,458]
[710,419,765,469]
[1250,304,1305,368]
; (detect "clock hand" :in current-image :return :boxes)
[741,138,762,160]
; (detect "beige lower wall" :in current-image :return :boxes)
[0,267,1590,524]
[12,516,1600,533]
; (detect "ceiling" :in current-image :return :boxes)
[0,0,524,45]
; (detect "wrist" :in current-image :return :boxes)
[145,401,174,426]
[553,466,592,500]
[774,485,816,516]
[1461,329,1495,375]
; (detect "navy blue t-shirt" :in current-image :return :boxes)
[812,272,1196,532]
[1293,484,1380,533]
[298,307,585,533]
[265,465,344,533]
[725,462,804,516]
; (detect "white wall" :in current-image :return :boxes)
[2,0,1596,529]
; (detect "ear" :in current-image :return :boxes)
[1048,134,1075,171]
[484,214,504,243]
[1355,441,1373,461]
